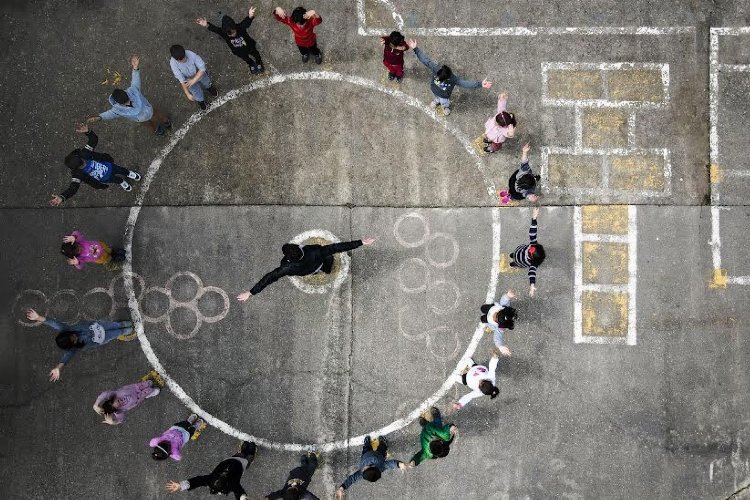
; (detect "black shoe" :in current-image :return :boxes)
[197,100,206,110]
[395,76,402,82]
[154,124,166,136]
[256,64,265,73]
[249,65,258,74]
[163,120,172,129]
[302,54,309,63]
[388,73,395,80]
[483,137,492,144]
[207,86,218,97]
[314,53,323,65]
[484,145,494,153]
[239,440,257,458]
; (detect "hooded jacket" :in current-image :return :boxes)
[99,68,154,122]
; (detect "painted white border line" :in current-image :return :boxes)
[356,0,694,37]
[573,206,637,346]
[123,71,501,452]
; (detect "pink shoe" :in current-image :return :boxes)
[497,190,511,205]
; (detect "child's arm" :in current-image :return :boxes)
[456,389,483,408]
[520,143,531,166]
[497,93,508,113]
[304,10,322,26]
[412,46,441,74]
[273,7,293,26]
[488,354,499,375]
[238,6,256,29]
[49,362,65,382]
[130,55,142,91]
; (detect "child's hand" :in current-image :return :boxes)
[62,235,76,244]
[379,37,385,45]
[522,143,531,154]
[303,9,317,19]
[274,7,286,18]
[67,257,79,266]
[130,54,140,70]
[532,207,540,219]
[26,309,42,322]
[166,481,182,493]
[195,17,208,27]
[102,414,117,425]
[529,284,537,297]
[406,38,417,49]
[362,237,376,245]
[499,92,508,100]
[49,195,63,207]
[236,291,252,302]
[506,288,516,299]
[248,6,256,18]
[498,345,512,357]
[75,123,89,134]
[482,79,493,89]
[49,367,61,382]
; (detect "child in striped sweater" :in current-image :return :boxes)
[509,208,545,297]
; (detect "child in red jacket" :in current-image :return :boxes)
[380,31,408,82]
[273,6,322,64]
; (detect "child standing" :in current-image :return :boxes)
[265,452,321,499]
[169,45,218,111]
[273,6,322,64]
[24,309,133,382]
[480,289,517,356]
[408,407,457,467]
[483,93,516,153]
[60,230,125,270]
[196,6,265,74]
[509,207,545,297]
[451,354,500,411]
[48,125,141,206]
[406,39,492,116]
[150,414,206,461]
[93,380,160,425]
[380,31,408,82]
[504,143,540,202]
[86,55,171,136]
[335,435,407,499]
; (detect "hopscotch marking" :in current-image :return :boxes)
[573,206,638,345]
[708,27,750,285]
[355,0,695,36]
[123,71,501,452]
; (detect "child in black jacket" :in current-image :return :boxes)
[48,125,141,206]
[196,5,265,74]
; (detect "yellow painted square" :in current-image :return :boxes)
[581,205,629,234]
[582,242,629,285]
[582,291,628,337]
[607,69,664,102]
[548,154,602,188]
[547,70,603,100]
[582,108,628,148]
[609,155,666,191]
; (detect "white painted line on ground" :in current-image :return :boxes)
[356,1,694,36]
[579,233,629,244]
[627,112,637,148]
[728,276,750,285]
[123,71,501,452]
[710,206,723,270]
[627,206,638,346]
[573,207,583,343]
[722,169,750,177]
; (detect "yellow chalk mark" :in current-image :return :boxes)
[582,108,628,148]
[472,134,488,155]
[709,268,728,289]
[610,155,665,191]
[101,68,122,86]
[582,241,629,285]
[499,253,519,273]
[546,70,603,100]
[582,291,628,336]
[710,164,721,184]
[581,205,629,234]
[607,69,664,102]
[548,154,603,188]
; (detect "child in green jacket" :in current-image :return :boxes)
[409,407,457,466]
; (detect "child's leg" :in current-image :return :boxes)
[188,79,206,103]
[298,44,311,62]
[174,419,196,438]
[362,435,373,454]
[376,436,389,457]
[236,51,258,68]
[246,45,263,66]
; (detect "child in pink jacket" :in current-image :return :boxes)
[60,230,125,270]
[150,413,206,461]
[93,380,160,425]
[483,93,516,153]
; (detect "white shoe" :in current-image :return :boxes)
[146,388,160,398]
[120,181,132,192]
[443,107,452,116]
[127,171,142,181]
[430,100,439,108]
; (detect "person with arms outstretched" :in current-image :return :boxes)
[509,207,545,297]
[265,452,320,499]
[273,6,323,64]
[237,237,375,300]
[196,5,265,74]
[335,435,408,499]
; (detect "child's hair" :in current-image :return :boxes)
[362,466,382,482]
[495,306,517,330]
[436,65,453,82]
[111,89,129,105]
[283,488,303,500]
[152,441,171,460]
[170,44,186,60]
[495,111,516,128]
[527,243,546,266]
[60,241,82,259]
[479,380,500,399]
[429,439,451,458]
[291,7,307,24]
[100,396,118,415]
[64,151,84,170]
[282,243,304,262]
[516,173,538,192]
[55,331,83,350]
[388,30,405,46]
[221,15,238,34]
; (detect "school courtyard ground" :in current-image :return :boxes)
[3,1,750,498]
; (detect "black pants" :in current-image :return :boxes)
[108,164,132,184]
[297,43,321,56]
[174,419,197,438]
[233,46,263,67]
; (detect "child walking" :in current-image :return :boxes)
[483,93,516,153]
[480,289,517,356]
[406,39,492,116]
[408,407,457,467]
[60,230,125,270]
[451,353,500,411]
[93,380,160,425]
[273,6,323,64]
[265,452,321,499]
[150,413,206,461]
[380,31,408,82]
[335,435,407,499]
[24,309,133,382]
[509,207,545,297]
[169,45,218,110]
[502,143,540,203]
[196,5,265,74]
[86,55,171,136]
[48,125,141,206]
[166,441,257,499]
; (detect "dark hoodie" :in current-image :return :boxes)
[206,15,257,55]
